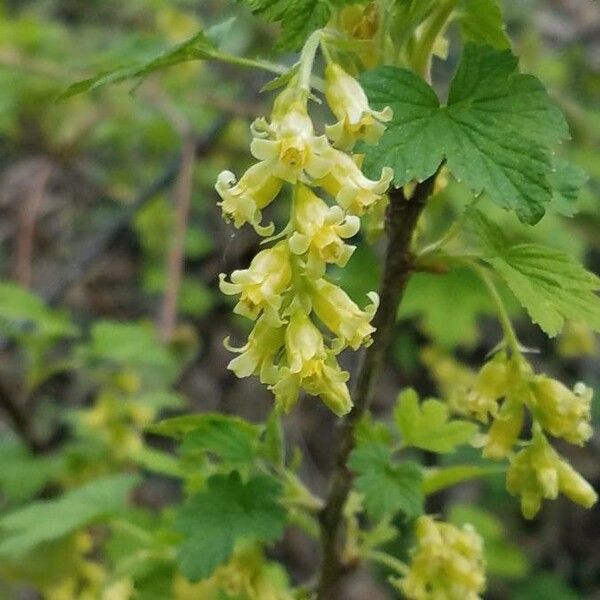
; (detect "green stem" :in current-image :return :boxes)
[365,550,409,576]
[469,260,523,359]
[298,30,324,95]
[412,0,457,80]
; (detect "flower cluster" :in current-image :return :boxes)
[217,55,392,415]
[453,351,596,518]
[394,516,486,600]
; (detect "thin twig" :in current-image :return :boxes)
[14,159,52,287]
[158,135,196,342]
[316,171,440,599]
[44,115,228,305]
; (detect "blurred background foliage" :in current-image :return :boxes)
[0,0,598,598]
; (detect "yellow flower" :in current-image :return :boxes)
[532,376,593,445]
[215,162,282,235]
[311,278,378,350]
[396,516,486,600]
[225,316,285,383]
[270,311,352,415]
[453,358,512,423]
[317,150,392,215]
[250,99,332,184]
[507,428,597,519]
[482,397,524,459]
[288,185,360,277]
[325,63,392,150]
[219,243,292,325]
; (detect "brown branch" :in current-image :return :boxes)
[158,135,196,343]
[14,159,52,287]
[316,171,439,599]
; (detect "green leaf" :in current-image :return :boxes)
[175,472,285,580]
[422,464,504,495]
[83,320,178,381]
[0,282,76,340]
[349,443,423,520]
[399,267,497,347]
[457,0,511,49]
[360,44,569,224]
[0,474,140,557]
[394,389,478,453]
[547,158,589,217]
[242,0,334,51]
[0,440,64,503]
[469,210,600,336]
[60,30,216,99]
[180,415,260,464]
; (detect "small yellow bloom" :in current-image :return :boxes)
[507,428,597,519]
[453,357,512,423]
[311,278,378,350]
[216,162,282,235]
[219,243,292,325]
[325,63,392,150]
[225,316,285,383]
[532,376,593,445]
[396,516,486,600]
[251,99,332,184]
[288,185,360,277]
[270,311,352,415]
[317,150,392,215]
[482,397,524,459]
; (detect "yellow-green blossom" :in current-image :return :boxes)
[250,99,332,184]
[219,242,292,325]
[317,150,393,215]
[288,184,360,277]
[215,162,282,235]
[311,278,378,350]
[225,316,285,383]
[482,397,524,460]
[452,358,512,423]
[532,376,593,445]
[396,516,486,600]
[507,428,597,519]
[270,310,351,415]
[325,62,392,150]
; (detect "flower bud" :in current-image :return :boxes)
[311,278,378,350]
[532,375,593,445]
[396,516,486,600]
[325,63,392,150]
[507,429,597,519]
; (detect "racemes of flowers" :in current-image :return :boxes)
[216,32,392,415]
[453,347,596,519]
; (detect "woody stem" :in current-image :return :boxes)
[316,171,439,598]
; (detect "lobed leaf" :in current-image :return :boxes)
[175,471,285,580]
[360,44,570,224]
[394,389,478,453]
[349,442,423,520]
[469,210,600,336]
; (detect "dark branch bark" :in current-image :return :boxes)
[317,172,439,599]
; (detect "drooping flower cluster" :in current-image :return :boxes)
[449,351,596,518]
[394,516,486,600]
[217,56,392,415]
